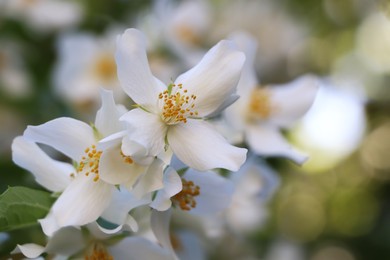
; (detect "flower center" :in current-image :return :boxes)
[77,144,103,182]
[174,25,201,46]
[247,88,272,121]
[94,54,117,82]
[158,83,198,125]
[172,178,200,211]
[120,150,134,164]
[85,243,113,260]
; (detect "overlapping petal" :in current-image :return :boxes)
[12,136,72,192]
[182,169,234,215]
[99,146,146,186]
[115,28,166,112]
[174,40,245,117]
[246,124,308,164]
[167,120,247,171]
[120,108,167,156]
[95,89,126,137]
[51,173,115,228]
[150,167,182,211]
[23,117,95,162]
[269,74,319,127]
[109,236,172,260]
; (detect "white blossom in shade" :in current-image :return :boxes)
[116,28,247,171]
[225,156,279,234]
[17,90,146,235]
[14,223,172,260]
[1,0,82,32]
[223,32,319,164]
[151,0,212,67]
[151,168,234,216]
[0,42,32,98]
[53,29,126,109]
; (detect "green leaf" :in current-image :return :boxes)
[0,186,55,232]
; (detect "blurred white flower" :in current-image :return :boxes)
[53,29,126,108]
[152,0,212,67]
[226,156,279,234]
[0,42,32,98]
[117,28,247,171]
[210,0,307,76]
[1,0,83,32]
[224,33,319,164]
[12,90,147,235]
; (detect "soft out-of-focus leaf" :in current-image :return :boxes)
[0,186,55,232]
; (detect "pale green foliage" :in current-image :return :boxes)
[0,186,55,232]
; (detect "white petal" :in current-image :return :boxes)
[12,136,72,192]
[99,146,146,186]
[115,28,165,111]
[45,226,84,256]
[246,125,308,164]
[23,117,95,161]
[132,159,165,198]
[269,74,319,127]
[228,31,259,96]
[121,136,154,165]
[52,174,114,227]
[120,108,167,156]
[109,236,172,260]
[151,209,178,260]
[17,243,45,258]
[101,187,151,228]
[150,167,182,211]
[98,130,127,150]
[167,120,247,171]
[174,40,245,116]
[95,89,126,137]
[182,169,234,215]
[39,212,60,237]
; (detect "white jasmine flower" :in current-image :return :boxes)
[152,0,212,67]
[15,223,172,259]
[151,168,234,216]
[226,156,279,234]
[116,28,247,171]
[224,33,319,164]
[0,42,32,98]
[53,30,127,109]
[1,0,82,32]
[14,90,146,234]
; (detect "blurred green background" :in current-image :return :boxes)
[1,0,390,259]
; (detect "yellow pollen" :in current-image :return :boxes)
[85,244,113,260]
[77,144,102,182]
[172,178,200,211]
[158,84,198,125]
[120,151,134,164]
[174,25,202,46]
[248,87,272,120]
[94,54,116,82]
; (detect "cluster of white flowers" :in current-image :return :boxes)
[11,28,318,259]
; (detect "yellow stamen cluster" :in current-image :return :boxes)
[174,25,201,45]
[248,88,272,120]
[158,83,198,125]
[85,244,113,260]
[77,145,102,182]
[94,54,117,81]
[120,151,134,164]
[172,178,200,211]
